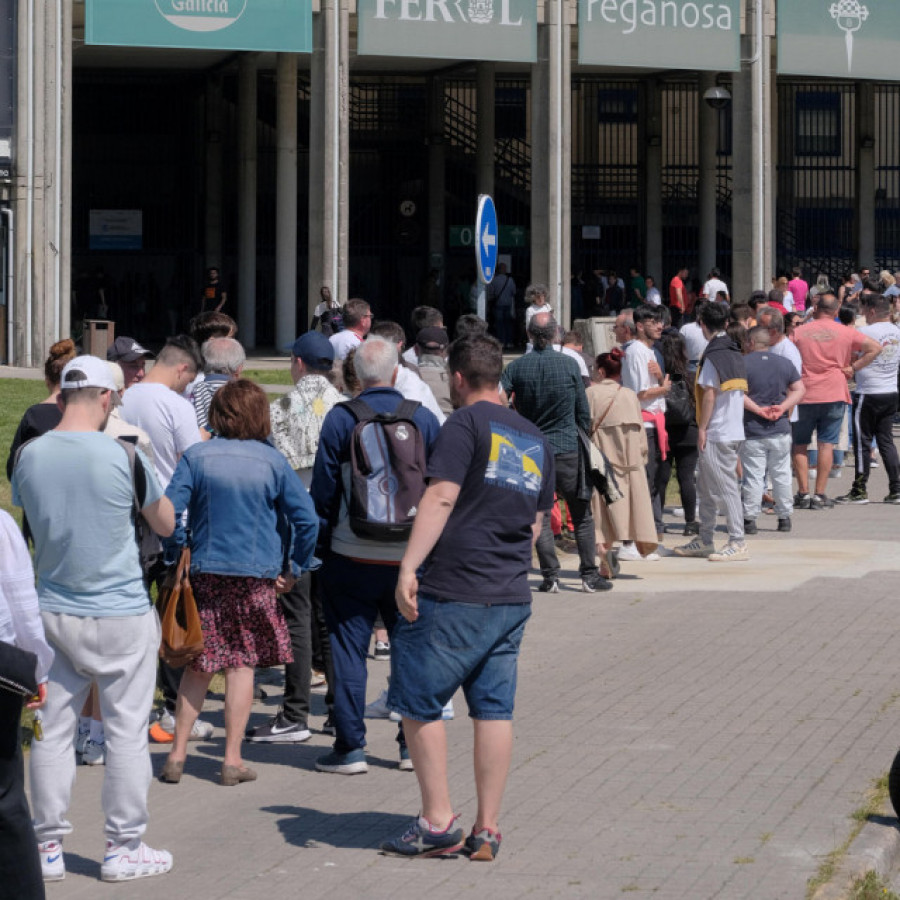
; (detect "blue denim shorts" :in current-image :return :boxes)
[387,595,531,722]
[792,401,845,446]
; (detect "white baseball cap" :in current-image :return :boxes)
[60,355,118,392]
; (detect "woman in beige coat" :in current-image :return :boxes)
[587,348,660,566]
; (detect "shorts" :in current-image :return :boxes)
[792,401,845,446]
[387,595,531,722]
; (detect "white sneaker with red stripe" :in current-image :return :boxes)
[100,839,173,882]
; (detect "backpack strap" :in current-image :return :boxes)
[114,437,147,513]
[11,435,39,475]
[343,397,376,424]
[394,399,422,422]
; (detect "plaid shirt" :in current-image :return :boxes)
[500,346,590,454]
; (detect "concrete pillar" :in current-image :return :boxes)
[476,63,494,198]
[750,0,774,291]
[237,55,258,348]
[730,57,753,299]
[530,26,549,293]
[308,0,348,323]
[856,82,875,269]
[644,79,663,285]
[548,0,570,324]
[204,74,224,272]
[427,77,446,281]
[275,53,298,348]
[698,72,718,282]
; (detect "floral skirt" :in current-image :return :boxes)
[190,573,293,674]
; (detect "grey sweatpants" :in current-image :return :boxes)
[30,609,160,844]
[697,439,745,545]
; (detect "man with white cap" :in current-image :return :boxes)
[12,355,176,882]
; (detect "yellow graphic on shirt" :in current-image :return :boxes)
[485,425,544,496]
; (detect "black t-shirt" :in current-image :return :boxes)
[743,351,800,440]
[6,403,63,479]
[418,401,555,605]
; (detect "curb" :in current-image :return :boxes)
[812,802,900,900]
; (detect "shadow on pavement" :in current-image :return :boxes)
[261,806,412,849]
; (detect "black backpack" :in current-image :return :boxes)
[344,398,427,542]
[665,375,695,428]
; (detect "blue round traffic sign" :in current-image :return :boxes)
[475,195,498,284]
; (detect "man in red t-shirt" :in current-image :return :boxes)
[668,267,689,327]
[791,293,881,509]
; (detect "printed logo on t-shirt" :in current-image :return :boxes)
[486,423,544,496]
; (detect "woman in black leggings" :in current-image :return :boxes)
[660,331,699,535]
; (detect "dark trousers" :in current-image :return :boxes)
[320,555,402,754]
[658,441,699,523]
[852,392,900,493]
[146,557,183,712]
[278,572,312,726]
[310,573,335,710]
[0,691,45,900]
[643,427,668,533]
[535,451,598,579]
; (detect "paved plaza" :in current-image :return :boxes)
[30,454,900,900]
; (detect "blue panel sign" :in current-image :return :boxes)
[475,195,498,284]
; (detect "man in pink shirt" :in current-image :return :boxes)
[791,293,881,509]
[787,267,809,313]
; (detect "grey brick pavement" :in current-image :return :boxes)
[36,461,900,900]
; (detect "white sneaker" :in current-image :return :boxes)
[708,541,750,562]
[158,710,214,741]
[82,739,106,766]
[39,840,65,882]
[615,543,642,561]
[389,698,453,723]
[364,689,392,720]
[672,539,715,558]
[100,839,173,882]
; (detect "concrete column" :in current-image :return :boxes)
[698,72,718,282]
[730,54,753,299]
[275,53,298,348]
[237,55,257,348]
[476,63,494,198]
[750,0,775,291]
[308,0,348,319]
[548,0,570,324]
[856,82,875,269]
[204,74,224,272]
[427,77,446,279]
[644,78,663,285]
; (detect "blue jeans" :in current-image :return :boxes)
[389,596,531,722]
[320,554,401,754]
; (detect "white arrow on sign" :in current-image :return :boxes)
[481,223,496,255]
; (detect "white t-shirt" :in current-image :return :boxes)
[12,432,162,617]
[646,287,662,306]
[698,359,745,442]
[856,321,900,395]
[329,329,362,361]
[314,298,341,320]
[120,381,202,489]
[525,303,553,330]
[702,278,729,303]
[770,337,803,422]
[622,340,665,418]
[680,321,709,365]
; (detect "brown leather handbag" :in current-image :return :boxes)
[158,548,204,667]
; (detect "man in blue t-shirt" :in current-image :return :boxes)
[381,335,555,861]
[740,327,805,534]
[12,356,176,883]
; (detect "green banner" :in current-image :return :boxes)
[86,0,312,53]
[777,0,897,81]
[358,0,537,62]
[578,0,740,71]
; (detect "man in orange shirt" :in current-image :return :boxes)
[791,293,881,509]
[668,267,689,327]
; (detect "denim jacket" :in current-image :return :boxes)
[166,438,318,579]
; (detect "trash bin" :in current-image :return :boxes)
[84,319,115,359]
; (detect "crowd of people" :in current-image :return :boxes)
[2,264,899,890]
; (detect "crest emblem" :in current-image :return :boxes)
[829,0,869,72]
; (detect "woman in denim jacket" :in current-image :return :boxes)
[160,380,317,787]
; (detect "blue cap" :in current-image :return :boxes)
[290,332,335,371]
